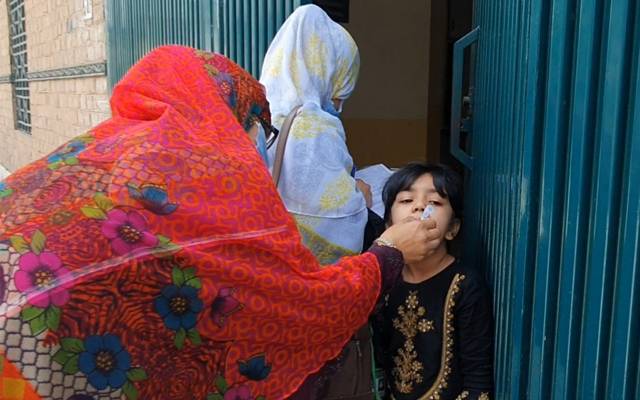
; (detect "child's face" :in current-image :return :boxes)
[389,173,460,242]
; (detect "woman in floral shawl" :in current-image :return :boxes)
[0,46,437,400]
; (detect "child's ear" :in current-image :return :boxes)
[445,218,461,240]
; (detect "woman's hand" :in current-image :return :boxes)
[378,217,441,265]
[356,179,373,208]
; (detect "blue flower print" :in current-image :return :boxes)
[127,183,178,215]
[238,354,272,381]
[47,140,86,164]
[154,284,204,331]
[78,334,132,390]
[215,72,237,110]
[0,181,12,198]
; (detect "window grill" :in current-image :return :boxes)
[8,0,30,132]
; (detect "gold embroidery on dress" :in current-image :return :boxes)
[392,291,435,393]
[478,392,490,400]
[388,274,467,400]
[455,391,470,399]
[410,273,465,400]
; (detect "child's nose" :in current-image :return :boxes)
[413,203,426,213]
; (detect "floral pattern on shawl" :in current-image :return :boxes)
[0,45,380,400]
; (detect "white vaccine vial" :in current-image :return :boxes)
[421,205,435,220]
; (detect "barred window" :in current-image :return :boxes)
[8,0,30,132]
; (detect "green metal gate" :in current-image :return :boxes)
[106,0,212,88]
[213,0,310,77]
[451,0,640,398]
[106,0,309,88]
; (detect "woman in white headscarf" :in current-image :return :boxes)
[260,4,370,265]
[259,6,380,399]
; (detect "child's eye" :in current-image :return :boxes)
[399,199,413,204]
[428,200,442,206]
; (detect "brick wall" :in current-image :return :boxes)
[0,0,110,172]
[0,0,9,76]
[27,0,106,71]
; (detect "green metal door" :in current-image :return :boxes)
[106,0,310,88]
[212,0,311,77]
[451,0,640,398]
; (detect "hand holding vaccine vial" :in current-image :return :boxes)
[421,205,434,220]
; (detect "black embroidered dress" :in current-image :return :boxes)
[373,260,494,400]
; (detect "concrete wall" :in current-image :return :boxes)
[0,0,109,172]
[341,0,430,167]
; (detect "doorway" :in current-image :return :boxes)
[336,0,474,169]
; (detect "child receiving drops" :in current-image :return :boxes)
[372,162,494,400]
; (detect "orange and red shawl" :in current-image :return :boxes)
[0,46,381,400]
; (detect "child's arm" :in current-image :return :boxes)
[455,271,494,399]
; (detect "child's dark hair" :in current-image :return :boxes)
[382,162,463,223]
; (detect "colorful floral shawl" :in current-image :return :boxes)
[0,46,381,400]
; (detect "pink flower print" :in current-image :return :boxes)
[211,287,243,327]
[101,209,159,255]
[224,385,252,400]
[14,252,71,308]
[32,176,73,212]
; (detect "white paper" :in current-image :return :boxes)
[355,164,394,218]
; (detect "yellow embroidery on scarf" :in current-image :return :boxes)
[283,48,303,90]
[265,47,284,78]
[290,113,334,139]
[295,220,355,265]
[333,41,358,93]
[306,33,328,78]
[319,173,353,211]
[334,59,350,89]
